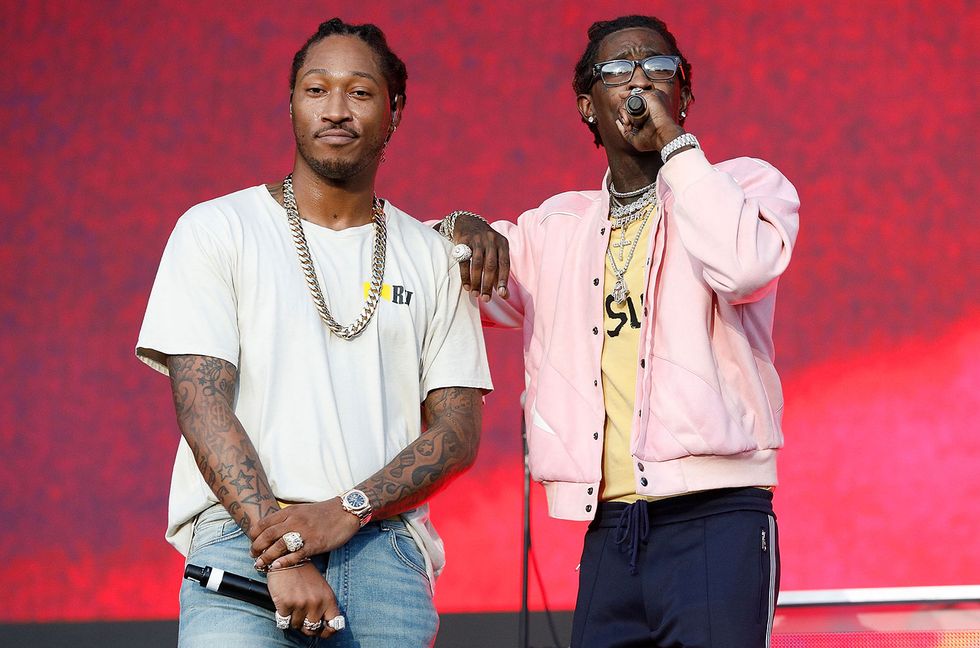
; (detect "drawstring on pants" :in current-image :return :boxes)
[613,500,649,574]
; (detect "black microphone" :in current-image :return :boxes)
[625,94,646,117]
[184,563,276,611]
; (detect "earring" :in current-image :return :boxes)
[680,110,687,119]
[587,115,595,123]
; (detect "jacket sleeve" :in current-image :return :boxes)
[660,149,800,304]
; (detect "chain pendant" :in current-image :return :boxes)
[612,279,629,304]
[612,232,632,261]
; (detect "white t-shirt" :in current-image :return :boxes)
[136,185,492,578]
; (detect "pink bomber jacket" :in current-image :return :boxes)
[481,148,800,521]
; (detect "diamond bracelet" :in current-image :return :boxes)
[439,210,488,241]
[660,132,700,164]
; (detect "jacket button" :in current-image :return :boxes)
[587,487,593,495]
[643,307,648,317]
[640,359,645,368]
[640,477,648,487]
[592,327,599,335]
[637,462,645,472]
[600,228,605,235]
[585,505,593,513]
[593,278,599,286]
[593,432,599,440]
[593,379,598,387]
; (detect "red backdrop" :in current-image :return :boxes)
[1,1,977,622]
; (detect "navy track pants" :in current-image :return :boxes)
[571,487,780,648]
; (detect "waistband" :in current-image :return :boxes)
[590,487,774,529]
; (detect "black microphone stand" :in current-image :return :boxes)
[519,411,531,648]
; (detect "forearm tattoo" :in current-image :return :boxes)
[358,387,482,519]
[167,355,278,536]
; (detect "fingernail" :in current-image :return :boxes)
[481,294,490,302]
[270,560,282,570]
[253,560,263,570]
[463,284,471,291]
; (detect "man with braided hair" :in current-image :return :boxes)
[137,18,491,646]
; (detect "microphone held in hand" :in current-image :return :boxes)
[625,94,646,117]
[184,563,276,611]
[184,562,348,632]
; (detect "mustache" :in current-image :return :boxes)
[313,123,358,138]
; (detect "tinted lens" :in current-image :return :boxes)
[641,56,678,80]
[599,60,635,85]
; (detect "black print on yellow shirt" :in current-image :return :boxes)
[605,293,643,337]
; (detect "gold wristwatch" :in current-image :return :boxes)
[340,489,373,527]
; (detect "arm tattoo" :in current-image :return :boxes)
[167,355,279,536]
[358,387,482,519]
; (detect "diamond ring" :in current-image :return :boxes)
[302,618,324,632]
[327,615,346,631]
[451,243,472,262]
[282,531,304,553]
[275,611,290,630]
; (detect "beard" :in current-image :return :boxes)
[295,131,386,182]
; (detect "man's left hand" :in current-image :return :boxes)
[250,499,359,571]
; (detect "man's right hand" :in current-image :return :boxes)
[268,563,342,638]
[451,214,510,302]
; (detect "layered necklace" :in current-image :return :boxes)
[282,174,387,340]
[606,180,658,305]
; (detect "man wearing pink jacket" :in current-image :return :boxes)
[438,14,800,648]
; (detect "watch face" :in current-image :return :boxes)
[346,491,367,510]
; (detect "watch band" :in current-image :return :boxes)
[660,132,700,164]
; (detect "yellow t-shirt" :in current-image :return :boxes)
[599,209,654,503]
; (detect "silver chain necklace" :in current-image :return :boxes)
[606,203,654,304]
[609,186,658,262]
[609,185,657,220]
[609,179,656,199]
[608,207,646,230]
[282,174,387,340]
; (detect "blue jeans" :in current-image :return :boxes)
[178,504,438,647]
